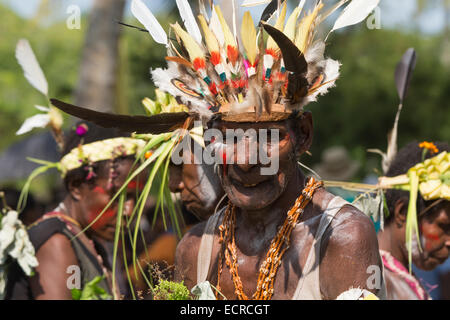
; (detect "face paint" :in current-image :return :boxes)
[93,186,107,195]
[127,180,145,192]
[419,224,440,252]
[222,149,227,177]
[195,164,222,210]
[88,205,117,231]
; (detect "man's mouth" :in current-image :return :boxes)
[229,176,270,189]
[242,183,258,187]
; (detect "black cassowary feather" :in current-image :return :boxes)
[262,23,309,104]
[50,99,190,134]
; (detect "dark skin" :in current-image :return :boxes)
[378,198,450,299]
[29,158,137,300]
[175,113,383,299]
[129,148,225,292]
[169,141,225,221]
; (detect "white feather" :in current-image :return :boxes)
[15,39,48,96]
[151,65,182,98]
[209,7,225,47]
[176,0,203,44]
[131,0,168,46]
[319,58,341,93]
[198,0,210,23]
[330,0,380,34]
[298,58,341,109]
[34,105,50,112]
[318,0,349,24]
[297,0,306,11]
[232,0,237,40]
[305,41,325,63]
[16,113,50,135]
[151,63,211,116]
[242,0,271,7]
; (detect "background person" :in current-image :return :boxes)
[377,141,450,299]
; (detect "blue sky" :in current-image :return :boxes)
[1,0,446,34]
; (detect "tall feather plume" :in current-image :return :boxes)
[241,11,258,66]
[387,48,417,171]
[131,0,168,46]
[209,6,225,47]
[198,0,209,23]
[256,26,266,87]
[318,0,349,25]
[266,2,287,52]
[171,23,205,69]
[284,5,302,41]
[328,0,380,38]
[295,2,324,54]
[199,15,220,54]
[259,0,280,25]
[395,48,417,104]
[215,5,239,67]
[176,0,203,44]
[15,39,48,96]
[231,0,238,40]
[297,0,306,11]
[368,48,417,174]
[199,14,228,83]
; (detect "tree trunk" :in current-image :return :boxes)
[74,0,126,113]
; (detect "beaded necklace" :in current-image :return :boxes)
[216,177,323,300]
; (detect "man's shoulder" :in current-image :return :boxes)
[176,220,209,261]
[315,190,377,247]
[28,216,70,251]
[178,208,225,251]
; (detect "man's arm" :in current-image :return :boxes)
[174,222,206,289]
[320,206,383,300]
[29,234,79,300]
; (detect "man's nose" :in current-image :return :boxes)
[233,137,258,173]
[168,170,184,193]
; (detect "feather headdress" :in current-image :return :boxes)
[142,0,378,123]
[52,0,379,128]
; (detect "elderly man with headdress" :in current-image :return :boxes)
[49,0,386,299]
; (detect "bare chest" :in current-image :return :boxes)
[206,215,322,300]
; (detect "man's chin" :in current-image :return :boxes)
[227,188,280,211]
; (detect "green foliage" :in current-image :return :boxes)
[152,280,192,300]
[71,276,112,300]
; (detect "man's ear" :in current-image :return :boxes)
[393,197,408,228]
[68,180,83,201]
[290,111,313,155]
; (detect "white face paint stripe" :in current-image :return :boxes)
[195,163,222,209]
